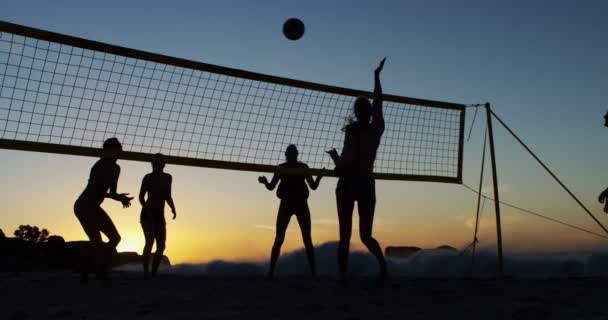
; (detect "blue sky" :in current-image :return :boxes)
[1,0,607,261]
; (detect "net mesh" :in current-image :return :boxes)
[0,29,463,180]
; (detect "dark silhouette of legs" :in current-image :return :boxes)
[141,220,154,278]
[336,193,355,283]
[96,208,121,279]
[141,215,166,278]
[358,199,387,282]
[269,201,292,278]
[75,203,120,282]
[295,203,316,276]
[151,223,166,276]
[76,210,102,283]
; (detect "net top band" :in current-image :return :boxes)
[0,21,465,111]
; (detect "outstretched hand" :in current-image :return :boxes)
[119,193,134,208]
[374,57,386,75]
[325,148,339,160]
[599,188,608,204]
[316,168,326,181]
[258,176,269,185]
[600,189,608,214]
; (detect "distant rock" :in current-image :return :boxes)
[385,245,459,259]
[46,235,67,255]
[114,251,171,268]
[385,246,422,259]
[0,238,170,272]
[67,241,171,269]
[435,245,458,252]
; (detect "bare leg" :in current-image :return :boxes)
[358,199,387,282]
[336,192,355,283]
[269,200,291,278]
[151,223,166,277]
[142,240,153,278]
[98,208,121,279]
[141,221,154,278]
[75,203,102,284]
[296,202,316,277]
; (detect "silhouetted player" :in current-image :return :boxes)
[258,144,322,278]
[74,137,133,283]
[327,58,388,283]
[139,153,176,278]
[599,111,608,213]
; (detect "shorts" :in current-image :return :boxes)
[74,197,120,244]
[336,176,376,203]
[140,206,166,246]
[277,198,311,233]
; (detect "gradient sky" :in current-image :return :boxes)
[1,0,607,263]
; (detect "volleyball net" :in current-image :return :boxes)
[0,21,465,183]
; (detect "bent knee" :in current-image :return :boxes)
[360,234,374,244]
[108,234,121,247]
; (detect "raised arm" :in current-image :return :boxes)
[305,174,323,190]
[371,58,386,128]
[258,174,280,191]
[600,187,608,202]
[326,149,341,167]
[600,188,608,213]
[305,167,324,190]
[166,175,177,219]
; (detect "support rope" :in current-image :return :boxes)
[489,110,608,235]
[461,183,608,240]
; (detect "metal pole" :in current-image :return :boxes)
[470,125,487,272]
[485,103,504,277]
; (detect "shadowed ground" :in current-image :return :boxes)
[1,272,606,319]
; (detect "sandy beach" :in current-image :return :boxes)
[2,270,607,320]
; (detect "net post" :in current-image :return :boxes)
[470,126,487,273]
[457,109,466,183]
[485,102,504,277]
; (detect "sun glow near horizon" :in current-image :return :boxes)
[1,146,607,264]
[4,160,606,266]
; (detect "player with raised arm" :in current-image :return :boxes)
[258,145,322,278]
[74,137,133,283]
[139,153,177,278]
[327,58,388,284]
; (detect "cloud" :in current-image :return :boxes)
[464,217,476,229]
[252,224,275,231]
[312,219,338,227]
